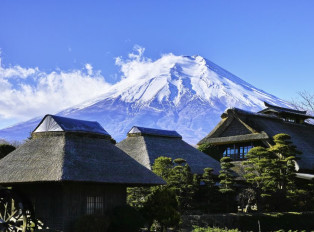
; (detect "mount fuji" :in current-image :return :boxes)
[0,54,291,144]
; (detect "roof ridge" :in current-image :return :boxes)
[33,114,110,136]
[128,126,182,138]
[264,102,307,114]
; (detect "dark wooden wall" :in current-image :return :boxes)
[62,183,126,231]
[13,182,126,232]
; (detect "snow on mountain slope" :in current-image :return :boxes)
[0,54,291,144]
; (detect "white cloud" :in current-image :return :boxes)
[85,63,93,75]
[0,59,111,122]
[0,57,38,79]
[115,45,184,83]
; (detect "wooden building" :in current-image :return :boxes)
[0,115,164,232]
[117,126,221,175]
[197,102,314,174]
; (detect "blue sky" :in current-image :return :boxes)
[1,0,314,128]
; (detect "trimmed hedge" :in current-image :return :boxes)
[193,227,240,232]
[236,212,314,231]
[186,212,314,232]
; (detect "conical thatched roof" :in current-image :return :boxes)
[117,126,221,175]
[0,115,164,185]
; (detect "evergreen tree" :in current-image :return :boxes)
[243,146,276,211]
[143,157,181,231]
[127,187,151,208]
[167,158,197,212]
[219,157,235,194]
[200,167,219,213]
[202,168,215,190]
[269,133,301,194]
[152,156,173,181]
[243,134,301,211]
[143,188,180,232]
[218,157,236,212]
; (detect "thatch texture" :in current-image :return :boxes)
[117,126,221,175]
[0,117,165,185]
[198,107,314,171]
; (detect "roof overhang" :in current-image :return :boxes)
[204,132,269,145]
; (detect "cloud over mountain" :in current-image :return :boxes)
[0,57,111,122]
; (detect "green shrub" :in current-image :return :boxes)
[107,205,145,232]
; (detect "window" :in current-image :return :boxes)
[86,196,104,215]
[284,117,296,123]
[239,146,253,159]
[223,144,253,161]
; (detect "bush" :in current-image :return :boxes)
[107,205,145,232]
[73,214,110,232]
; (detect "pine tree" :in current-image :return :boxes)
[167,158,197,212]
[143,188,180,232]
[243,134,301,211]
[219,157,235,194]
[143,157,181,231]
[200,167,218,213]
[127,187,151,208]
[269,133,301,194]
[218,157,236,212]
[151,156,173,181]
[243,146,276,211]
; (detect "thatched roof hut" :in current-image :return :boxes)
[0,115,164,185]
[0,115,164,231]
[198,103,314,172]
[117,126,221,175]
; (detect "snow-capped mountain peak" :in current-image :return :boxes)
[0,54,292,144]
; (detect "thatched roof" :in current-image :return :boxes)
[117,126,221,175]
[0,115,164,185]
[34,114,110,135]
[198,107,314,171]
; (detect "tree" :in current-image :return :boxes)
[218,157,236,212]
[0,144,16,159]
[127,186,151,208]
[142,157,181,231]
[291,90,314,112]
[244,146,277,210]
[199,167,220,213]
[269,134,301,194]
[143,188,180,232]
[219,157,235,194]
[167,158,198,212]
[237,188,256,212]
[152,156,173,181]
[243,134,301,211]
